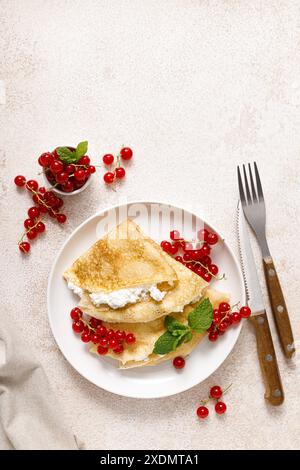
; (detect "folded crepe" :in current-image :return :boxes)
[64,219,208,323]
[90,287,229,369]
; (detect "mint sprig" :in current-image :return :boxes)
[153,298,213,355]
[57,140,88,164]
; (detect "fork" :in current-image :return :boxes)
[237,162,295,359]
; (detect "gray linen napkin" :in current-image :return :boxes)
[0,314,80,450]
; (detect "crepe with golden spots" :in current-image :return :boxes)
[90,288,229,368]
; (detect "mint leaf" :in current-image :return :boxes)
[188,298,213,333]
[153,331,178,355]
[76,141,88,159]
[183,331,193,343]
[57,147,78,163]
[173,330,193,349]
[165,316,188,332]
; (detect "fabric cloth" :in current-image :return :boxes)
[0,313,80,450]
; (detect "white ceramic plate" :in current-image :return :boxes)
[47,201,244,399]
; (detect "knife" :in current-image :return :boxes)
[237,201,284,405]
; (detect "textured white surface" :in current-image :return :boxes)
[1,0,300,450]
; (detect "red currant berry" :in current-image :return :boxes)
[81,332,91,343]
[103,172,115,184]
[38,152,53,167]
[61,180,74,192]
[183,252,192,262]
[210,385,223,399]
[173,356,185,369]
[27,228,38,240]
[202,272,212,282]
[78,156,90,166]
[169,244,178,255]
[72,320,84,333]
[219,321,229,332]
[201,243,211,256]
[90,333,101,344]
[209,264,219,276]
[89,317,101,328]
[197,406,209,419]
[70,307,82,321]
[200,255,211,266]
[14,175,26,187]
[107,329,116,340]
[103,154,114,165]
[115,167,126,179]
[194,266,204,277]
[50,160,64,174]
[208,331,218,342]
[27,206,40,219]
[240,306,251,318]
[26,180,39,191]
[36,221,46,233]
[207,232,219,245]
[120,147,133,160]
[160,240,172,253]
[175,255,183,263]
[57,214,67,224]
[65,164,75,174]
[109,338,118,350]
[183,242,194,251]
[96,325,107,337]
[197,228,209,241]
[89,165,96,174]
[215,401,227,415]
[231,311,241,324]
[213,309,222,324]
[24,218,35,229]
[99,337,109,348]
[170,230,180,241]
[56,172,69,184]
[219,302,231,314]
[125,333,136,345]
[97,345,108,355]
[74,169,85,182]
[115,330,126,341]
[19,241,30,253]
[191,250,202,261]
[113,345,124,354]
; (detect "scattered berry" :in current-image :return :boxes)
[115,167,126,179]
[215,401,227,415]
[14,175,26,187]
[210,386,223,399]
[70,307,82,321]
[103,172,115,184]
[173,356,185,369]
[19,241,30,253]
[240,306,251,318]
[120,147,133,160]
[197,406,209,419]
[103,154,114,165]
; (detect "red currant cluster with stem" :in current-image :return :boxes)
[40,150,95,193]
[14,176,67,254]
[103,147,133,185]
[161,228,223,283]
[197,384,231,419]
[70,307,136,356]
[207,302,251,342]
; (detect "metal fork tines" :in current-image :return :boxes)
[237,162,295,359]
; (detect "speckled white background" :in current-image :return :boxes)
[1,0,300,450]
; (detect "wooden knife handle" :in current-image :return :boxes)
[263,257,295,359]
[249,312,284,406]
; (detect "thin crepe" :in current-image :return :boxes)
[64,219,178,292]
[79,253,208,323]
[90,288,229,368]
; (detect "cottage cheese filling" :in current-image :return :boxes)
[68,281,166,309]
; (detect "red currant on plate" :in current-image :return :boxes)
[210,385,223,399]
[14,175,26,187]
[219,302,230,314]
[103,172,115,184]
[120,147,133,160]
[207,232,219,245]
[19,241,30,253]
[215,401,227,415]
[97,345,108,355]
[208,331,218,342]
[113,344,124,354]
[240,306,251,318]
[72,320,84,333]
[173,356,185,369]
[70,307,82,321]
[103,154,114,165]
[160,240,172,253]
[81,332,91,343]
[197,406,209,419]
[125,333,136,345]
[231,311,241,324]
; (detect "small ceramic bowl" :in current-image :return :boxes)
[43,147,93,196]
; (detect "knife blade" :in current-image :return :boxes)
[237,201,284,405]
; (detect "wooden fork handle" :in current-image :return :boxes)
[249,312,284,406]
[263,257,295,359]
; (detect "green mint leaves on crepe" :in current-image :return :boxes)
[57,141,88,164]
[153,298,213,355]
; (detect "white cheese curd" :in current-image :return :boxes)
[89,285,166,309]
[68,281,83,296]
